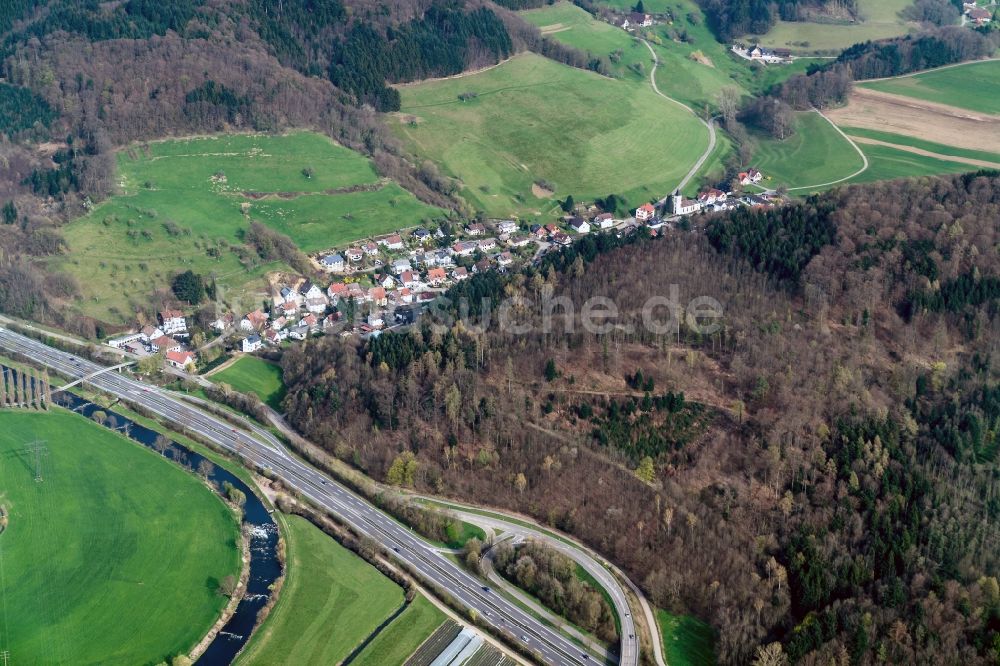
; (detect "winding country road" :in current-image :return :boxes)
[639,39,717,196]
[785,108,869,192]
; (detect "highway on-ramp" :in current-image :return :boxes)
[0,326,637,666]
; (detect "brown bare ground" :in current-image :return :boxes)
[531,182,555,198]
[850,136,1000,169]
[827,87,1000,154]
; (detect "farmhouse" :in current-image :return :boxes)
[210,313,234,332]
[968,7,992,24]
[635,203,656,222]
[740,168,764,185]
[497,219,518,235]
[299,281,324,301]
[594,212,614,229]
[569,217,590,234]
[621,12,652,29]
[158,309,188,337]
[320,254,345,272]
[165,350,196,370]
[427,267,447,285]
[452,241,478,257]
[150,335,182,354]
[400,270,421,289]
[241,309,269,331]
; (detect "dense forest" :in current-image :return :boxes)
[281,171,1000,664]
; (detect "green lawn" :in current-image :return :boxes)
[839,126,1000,165]
[860,60,1000,115]
[58,131,444,324]
[350,595,447,666]
[237,515,404,666]
[658,610,716,666]
[0,409,240,665]
[211,356,287,411]
[394,52,708,216]
[749,111,865,189]
[755,0,917,54]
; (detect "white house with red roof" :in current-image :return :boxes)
[635,203,656,222]
[165,350,196,369]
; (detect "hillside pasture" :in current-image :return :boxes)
[394,53,708,216]
[58,132,444,324]
[0,410,240,665]
[846,143,974,184]
[237,515,404,666]
[859,60,1000,115]
[755,0,917,54]
[747,111,865,189]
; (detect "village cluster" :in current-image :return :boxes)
[105,309,198,369]
[102,174,778,371]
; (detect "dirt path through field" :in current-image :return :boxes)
[827,87,1000,154]
[849,136,1000,169]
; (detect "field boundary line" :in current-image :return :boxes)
[638,39,716,195]
[786,108,869,191]
[848,135,1000,169]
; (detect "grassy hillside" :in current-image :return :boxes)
[749,111,865,189]
[393,53,708,216]
[847,143,973,183]
[0,409,240,665]
[756,0,917,53]
[58,132,445,324]
[859,60,1000,115]
[237,515,404,666]
[211,356,287,411]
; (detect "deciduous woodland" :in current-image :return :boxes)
[281,172,1000,663]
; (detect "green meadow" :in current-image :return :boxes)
[58,132,444,324]
[755,0,917,53]
[749,111,865,189]
[0,410,240,665]
[211,356,287,411]
[860,60,1000,115]
[237,515,404,666]
[394,52,709,216]
[658,610,716,666]
[350,595,447,666]
[846,143,974,184]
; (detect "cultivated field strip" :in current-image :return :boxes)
[403,620,463,666]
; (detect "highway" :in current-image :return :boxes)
[0,326,635,666]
